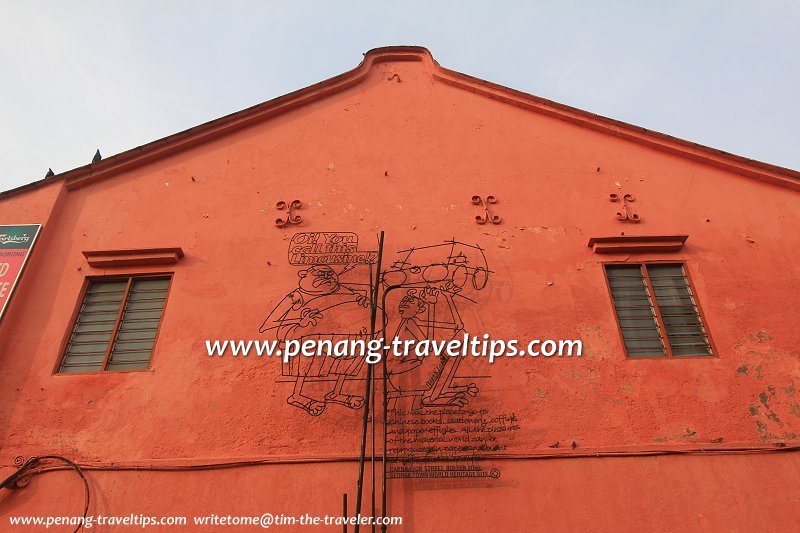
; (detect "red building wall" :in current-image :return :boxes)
[1,47,799,531]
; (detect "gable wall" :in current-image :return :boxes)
[1,52,798,530]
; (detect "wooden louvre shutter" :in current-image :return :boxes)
[60,280,128,372]
[60,276,170,372]
[605,263,712,358]
[645,264,712,356]
[605,264,666,357]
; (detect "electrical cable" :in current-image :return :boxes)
[1,455,89,533]
[4,442,797,478]
[1,443,797,533]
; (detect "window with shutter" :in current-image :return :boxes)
[59,276,171,372]
[604,263,712,358]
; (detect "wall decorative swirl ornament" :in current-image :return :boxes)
[609,193,640,223]
[275,200,303,228]
[472,195,501,225]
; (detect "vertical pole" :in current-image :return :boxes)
[354,231,384,533]
[369,245,377,533]
[381,303,389,533]
[380,283,404,533]
[371,356,376,533]
[343,493,348,533]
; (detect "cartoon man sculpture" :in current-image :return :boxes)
[386,285,479,408]
[260,264,371,416]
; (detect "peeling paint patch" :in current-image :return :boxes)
[767,412,782,424]
[759,392,770,409]
[747,330,773,343]
[652,427,698,443]
[749,383,800,441]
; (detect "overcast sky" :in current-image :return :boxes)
[1,1,798,193]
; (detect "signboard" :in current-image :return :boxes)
[288,232,378,265]
[0,224,42,321]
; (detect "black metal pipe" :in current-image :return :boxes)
[354,231,384,533]
[343,493,348,533]
[379,282,406,533]
[371,357,376,533]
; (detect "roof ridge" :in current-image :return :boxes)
[2,46,797,199]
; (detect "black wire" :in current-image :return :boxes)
[1,455,89,533]
[355,231,384,533]
[0,443,797,533]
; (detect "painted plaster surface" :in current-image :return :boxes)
[1,48,799,531]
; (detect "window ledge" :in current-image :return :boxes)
[587,235,688,254]
[82,247,184,268]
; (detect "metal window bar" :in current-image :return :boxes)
[60,276,170,372]
[605,263,711,357]
[107,279,169,369]
[605,265,667,357]
[645,264,712,357]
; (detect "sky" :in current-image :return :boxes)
[1,0,798,193]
